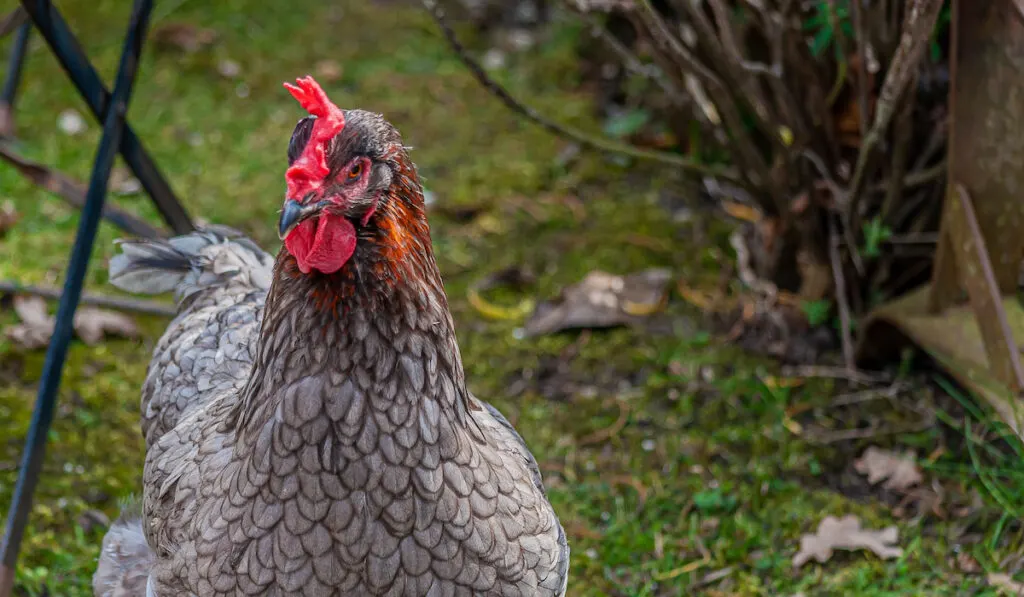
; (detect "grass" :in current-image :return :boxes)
[1,0,1023,595]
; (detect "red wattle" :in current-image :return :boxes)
[284,212,356,274]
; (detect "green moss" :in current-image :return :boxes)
[0,1,1020,596]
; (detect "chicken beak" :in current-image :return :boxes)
[278,196,323,240]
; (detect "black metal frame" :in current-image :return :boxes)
[0,22,29,114]
[0,1,193,593]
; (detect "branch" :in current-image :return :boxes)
[880,75,918,221]
[849,0,870,138]
[420,0,740,181]
[628,0,778,206]
[0,141,164,240]
[576,10,684,103]
[0,281,177,317]
[0,6,27,38]
[845,0,944,210]
[828,216,856,372]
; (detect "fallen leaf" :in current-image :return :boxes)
[956,552,981,574]
[217,58,242,78]
[835,96,862,148]
[151,22,218,53]
[0,200,18,237]
[764,376,804,389]
[721,201,761,223]
[108,165,142,196]
[676,282,715,310]
[74,307,140,345]
[892,484,945,519]
[792,515,903,568]
[524,268,672,336]
[854,446,923,491]
[989,573,1024,595]
[3,297,139,349]
[6,296,54,349]
[57,109,86,136]
[467,266,536,321]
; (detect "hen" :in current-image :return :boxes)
[93,76,568,597]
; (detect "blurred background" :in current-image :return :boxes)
[2,0,1024,595]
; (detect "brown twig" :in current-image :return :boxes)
[577,398,630,445]
[628,0,777,205]
[831,381,908,407]
[849,0,870,139]
[807,412,936,444]
[0,141,164,240]
[682,0,776,132]
[420,0,739,179]
[881,81,919,221]
[780,365,891,385]
[845,0,944,212]
[801,149,865,274]
[0,281,177,317]
[828,216,856,372]
[0,6,27,38]
[576,11,683,103]
[871,161,946,193]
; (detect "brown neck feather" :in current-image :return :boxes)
[235,165,471,445]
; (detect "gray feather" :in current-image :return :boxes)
[92,505,154,597]
[108,226,274,306]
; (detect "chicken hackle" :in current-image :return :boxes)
[94,76,568,597]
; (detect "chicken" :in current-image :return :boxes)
[93,76,568,597]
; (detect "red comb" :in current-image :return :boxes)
[283,76,346,199]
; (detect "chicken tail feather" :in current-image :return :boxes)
[92,501,154,597]
[109,225,274,306]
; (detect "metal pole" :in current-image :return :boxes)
[0,22,31,136]
[17,0,193,235]
[0,0,155,593]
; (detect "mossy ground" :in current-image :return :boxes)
[1,1,1022,595]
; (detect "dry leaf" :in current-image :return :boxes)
[467,267,536,321]
[524,269,672,336]
[4,297,139,349]
[854,446,923,491]
[835,97,862,148]
[108,165,142,196]
[151,22,218,54]
[792,515,903,568]
[955,552,981,574]
[6,296,55,349]
[73,307,140,345]
[989,573,1024,595]
[676,282,715,310]
[721,201,761,223]
[57,109,86,136]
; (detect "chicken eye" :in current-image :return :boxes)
[346,162,363,183]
